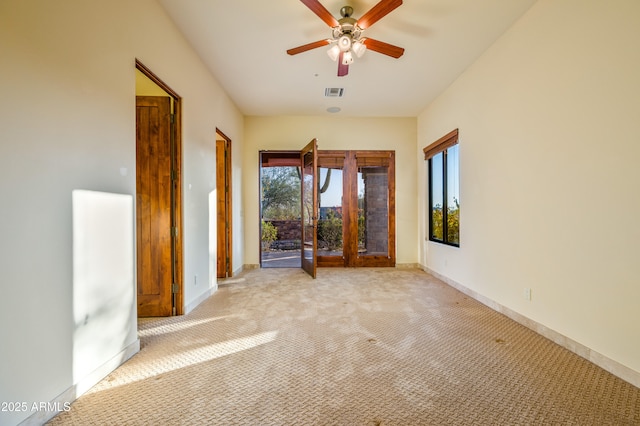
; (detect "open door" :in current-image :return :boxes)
[136,95,173,316]
[135,60,183,317]
[300,139,318,278]
[216,129,232,278]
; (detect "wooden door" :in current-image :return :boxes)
[216,135,232,278]
[136,96,173,316]
[300,139,318,278]
[316,150,396,268]
[353,151,396,267]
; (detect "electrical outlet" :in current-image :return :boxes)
[194,274,198,286]
[524,287,532,301]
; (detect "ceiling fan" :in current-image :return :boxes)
[287,0,404,77]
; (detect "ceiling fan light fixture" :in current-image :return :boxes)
[338,35,352,52]
[352,40,366,58]
[288,1,405,77]
[327,44,340,61]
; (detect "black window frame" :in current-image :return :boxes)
[424,129,459,247]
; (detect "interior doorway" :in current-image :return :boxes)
[216,129,233,278]
[135,60,183,316]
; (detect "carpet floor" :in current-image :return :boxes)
[48,268,640,425]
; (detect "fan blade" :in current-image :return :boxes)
[338,52,349,76]
[287,39,331,56]
[300,0,339,27]
[357,0,402,30]
[363,38,404,58]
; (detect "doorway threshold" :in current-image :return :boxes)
[261,250,301,268]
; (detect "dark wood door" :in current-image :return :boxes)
[300,139,318,278]
[216,137,232,278]
[136,96,173,316]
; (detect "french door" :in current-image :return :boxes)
[259,147,394,274]
[317,150,395,267]
[300,139,318,278]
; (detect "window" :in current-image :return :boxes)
[424,129,459,246]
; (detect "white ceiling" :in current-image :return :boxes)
[158,0,537,117]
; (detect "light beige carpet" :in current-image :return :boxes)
[48,268,639,425]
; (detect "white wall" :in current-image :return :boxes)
[0,1,243,424]
[244,116,418,267]
[417,0,640,380]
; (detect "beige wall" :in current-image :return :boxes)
[0,1,243,424]
[417,0,640,378]
[244,116,418,266]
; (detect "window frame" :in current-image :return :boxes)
[424,129,459,247]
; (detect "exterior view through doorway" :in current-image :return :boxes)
[260,151,303,269]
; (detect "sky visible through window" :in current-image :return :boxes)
[431,145,459,208]
[447,145,459,207]
[432,152,443,208]
[318,168,363,208]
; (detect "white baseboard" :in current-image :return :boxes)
[421,265,640,389]
[185,265,261,315]
[184,286,217,315]
[19,339,140,426]
[233,264,251,275]
[184,266,258,315]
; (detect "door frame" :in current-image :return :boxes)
[216,128,233,278]
[135,59,184,315]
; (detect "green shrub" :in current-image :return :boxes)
[261,220,277,251]
[318,211,343,251]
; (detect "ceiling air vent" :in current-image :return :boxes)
[324,87,345,98]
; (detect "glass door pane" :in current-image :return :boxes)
[357,166,389,257]
[317,167,344,257]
